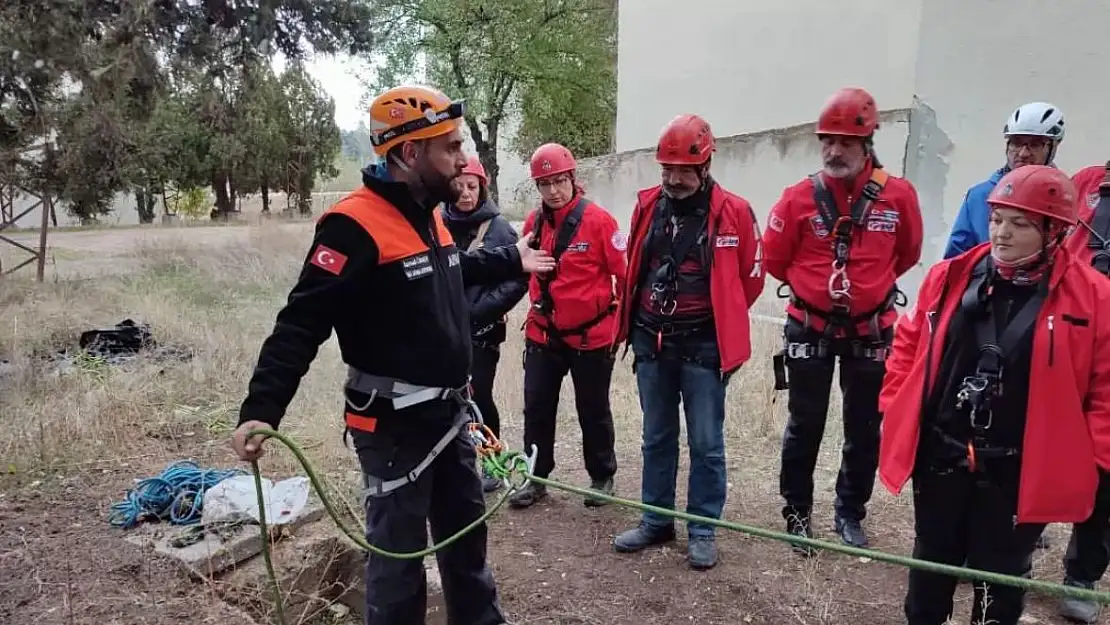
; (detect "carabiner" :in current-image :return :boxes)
[827,268,852,302]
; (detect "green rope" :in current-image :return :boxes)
[245,427,1110,625]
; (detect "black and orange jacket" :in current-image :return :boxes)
[238,166,523,430]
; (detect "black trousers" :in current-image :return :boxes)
[1064,471,1110,584]
[905,464,1045,625]
[778,319,889,521]
[352,416,504,625]
[522,338,618,480]
[471,343,502,438]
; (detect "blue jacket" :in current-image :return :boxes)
[441,200,528,345]
[943,167,1007,259]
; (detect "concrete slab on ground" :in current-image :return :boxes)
[123,502,325,579]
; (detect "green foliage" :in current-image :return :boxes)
[366,0,617,202]
[0,0,375,222]
[174,187,211,219]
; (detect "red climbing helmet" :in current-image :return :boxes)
[987,165,1078,226]
[656,114,715,166]
[816,87,880,137]
[460,154,488,185]
[530,143,577,180]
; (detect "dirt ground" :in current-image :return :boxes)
[0,223,1088,625]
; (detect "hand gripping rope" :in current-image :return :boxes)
[244,426,1110,625]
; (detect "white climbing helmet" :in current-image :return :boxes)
[1003,102,1065,142]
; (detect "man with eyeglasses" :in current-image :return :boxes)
[231,84,555,625]
[943,102,1066,259]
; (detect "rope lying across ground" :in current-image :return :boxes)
[245,427,1110,625]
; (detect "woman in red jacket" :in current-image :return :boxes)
[878,165,1110,625]
[509,142,628,510]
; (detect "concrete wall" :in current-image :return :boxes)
[510,109,919,315]
[614,0,922,152]
[913,0,1110,263]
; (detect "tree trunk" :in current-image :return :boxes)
[136,188,155,224]
[261,186,270,213]
[210,171,233,218]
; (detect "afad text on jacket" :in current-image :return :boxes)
[762,162,923,336]
[522,194,628,351]
[615,182,766,375]
[878,243,1110,524]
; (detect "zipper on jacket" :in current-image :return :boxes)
[1047,314,1055,367]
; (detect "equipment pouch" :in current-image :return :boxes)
[772,351,789,390]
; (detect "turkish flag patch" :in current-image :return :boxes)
[309,244,348,275]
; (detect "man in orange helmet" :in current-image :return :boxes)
[230,85,554,625]
[609,114,765,570]
[762,87,923,552]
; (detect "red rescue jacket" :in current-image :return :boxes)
[522,194,628,350]
[1064,164,1108,264]
[762,163,923,335]
[878,244,1110,523]
[614,183,766,375]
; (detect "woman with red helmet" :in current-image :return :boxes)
[509,142,628,510]
[878,165,1110,625]
[441,155,529,493]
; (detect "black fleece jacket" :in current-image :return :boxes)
[441,199,528,344]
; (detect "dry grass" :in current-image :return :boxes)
[0,223,1078,624]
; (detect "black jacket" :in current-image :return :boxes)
[442,200,528,345]
[238,166,523,430]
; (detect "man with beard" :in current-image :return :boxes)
[762,86,923,552]
[610,113,765,570]
[230,85,554,625]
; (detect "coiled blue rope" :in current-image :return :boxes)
[108,460,245,529]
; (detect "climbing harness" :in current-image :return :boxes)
[244,425,1110,625]
[777,168,905,340]
[646,197,711,319]
[343,368,482,499]
[526,198,617,348]
[938,256,1048,472]
[1084,161,1110,276]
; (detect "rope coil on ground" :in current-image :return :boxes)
[243,426,1110,625]
[108,460,245,528]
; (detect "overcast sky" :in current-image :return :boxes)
[275,52,374,131]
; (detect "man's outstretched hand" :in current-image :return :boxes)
[516,232,555,274]
[231,420,273,462]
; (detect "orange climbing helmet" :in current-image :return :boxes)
[816,87,880,137]
[987,165,1078,226]
[368,85,466,157]
[656,114,715,166]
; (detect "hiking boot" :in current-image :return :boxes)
[785,509,816,557]
[613,523,676,553]
[481,473,502,493]
[688,536,718,570]
[834,515,869,548]
[1059,578,1100,623]
[583,476,615,508]
[508,482,547,509]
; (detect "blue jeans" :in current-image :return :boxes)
[630,326,728,538]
